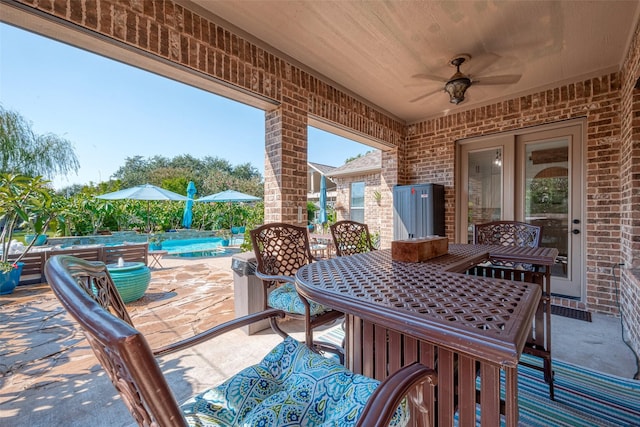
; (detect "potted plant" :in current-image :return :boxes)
[219,229,232,247]
[148,233,164,251]
[0,174,56,294]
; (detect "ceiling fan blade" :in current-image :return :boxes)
[410,89,442,103]
[464,52,500,75]
[473,74,522,85]
[411,73,448,83]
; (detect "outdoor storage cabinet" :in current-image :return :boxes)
[231,251,270,335]
[393,183,445,240]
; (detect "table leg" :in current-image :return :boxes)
[148,251,167,268]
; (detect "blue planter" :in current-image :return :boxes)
[106,262,151,303]
[25,234,48,246]
[149,242,163,251]
[0,262,24,295]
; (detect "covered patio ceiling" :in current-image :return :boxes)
[184,0,640,122]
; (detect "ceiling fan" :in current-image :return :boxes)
[411,54,521,105]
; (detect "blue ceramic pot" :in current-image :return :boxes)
[25,234,48,246]
[0,262,24,295]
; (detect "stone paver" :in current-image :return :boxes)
[0,253,302,426]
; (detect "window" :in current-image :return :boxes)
[350,182,365,223]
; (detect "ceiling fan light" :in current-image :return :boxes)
[444,76,471,104]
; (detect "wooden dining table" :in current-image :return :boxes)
[295,244,557,427]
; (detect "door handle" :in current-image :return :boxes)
[572,229,580,235]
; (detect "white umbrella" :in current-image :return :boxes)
[197,189,260,231]
[96,184,187,233]
[197,189,260,203]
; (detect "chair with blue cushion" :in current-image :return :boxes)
[45,254,438,427]
[330,220,376,257]
[250,223,344,355]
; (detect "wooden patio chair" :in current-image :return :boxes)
[249,223,344,355]
[330,220,376,256]
[44,254,437,427]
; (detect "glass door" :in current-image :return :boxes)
[457,123,584,298]
[458,135,514,243]
[517,125,583,297]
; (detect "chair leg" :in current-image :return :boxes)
[269,316,289,340]
[544,357,555,400]
[313,341,345,365]
[305,318,313,348]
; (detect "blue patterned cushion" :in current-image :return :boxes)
[181,337,408,426]
[268,282,328,316]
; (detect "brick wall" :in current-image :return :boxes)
[331,172,384,245]
[379,149,399,247]
[619,15,640,364]
[405,76,623,314]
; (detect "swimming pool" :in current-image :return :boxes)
[56,235,242,258]
[160,237,227,257]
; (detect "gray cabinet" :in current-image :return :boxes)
[393,183,445,240]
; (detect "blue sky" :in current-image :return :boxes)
[0,23,370,190]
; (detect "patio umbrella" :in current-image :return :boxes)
[96,184,187,233]
[319,175,327,227]
[197,189,260,230]
[181,181,196,229]
[197,189,261,203]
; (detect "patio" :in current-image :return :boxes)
[0,253,637,426]
[2,0,640,401]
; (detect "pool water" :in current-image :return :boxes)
[160,238,227,256]
[60,236,241,258]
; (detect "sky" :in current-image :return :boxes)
[0,23,371,190]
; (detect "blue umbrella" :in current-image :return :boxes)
[319,175,327,225]
[182,181,196,229]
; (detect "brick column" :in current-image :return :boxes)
[379,149,398,248]
[264,88,308,225]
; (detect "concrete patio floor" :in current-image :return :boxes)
[1,252,638,426]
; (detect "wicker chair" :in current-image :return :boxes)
[45,255,437,427]
[330,220,376,256]
[250,223,344,353]
[473,220,542,270]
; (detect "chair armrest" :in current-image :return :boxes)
[152,309,287,357]
[356,363,437,427]
[254,271,296,284]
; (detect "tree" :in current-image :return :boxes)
[0,174,58,272]
[109,154,264,198]
[0,105,79,178]
[344,150,373,164]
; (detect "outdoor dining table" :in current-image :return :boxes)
[309,233,335,258]
[295,244,557,427]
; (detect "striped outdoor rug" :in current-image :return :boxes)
[516,354,640,427]
[317,327,640,426]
